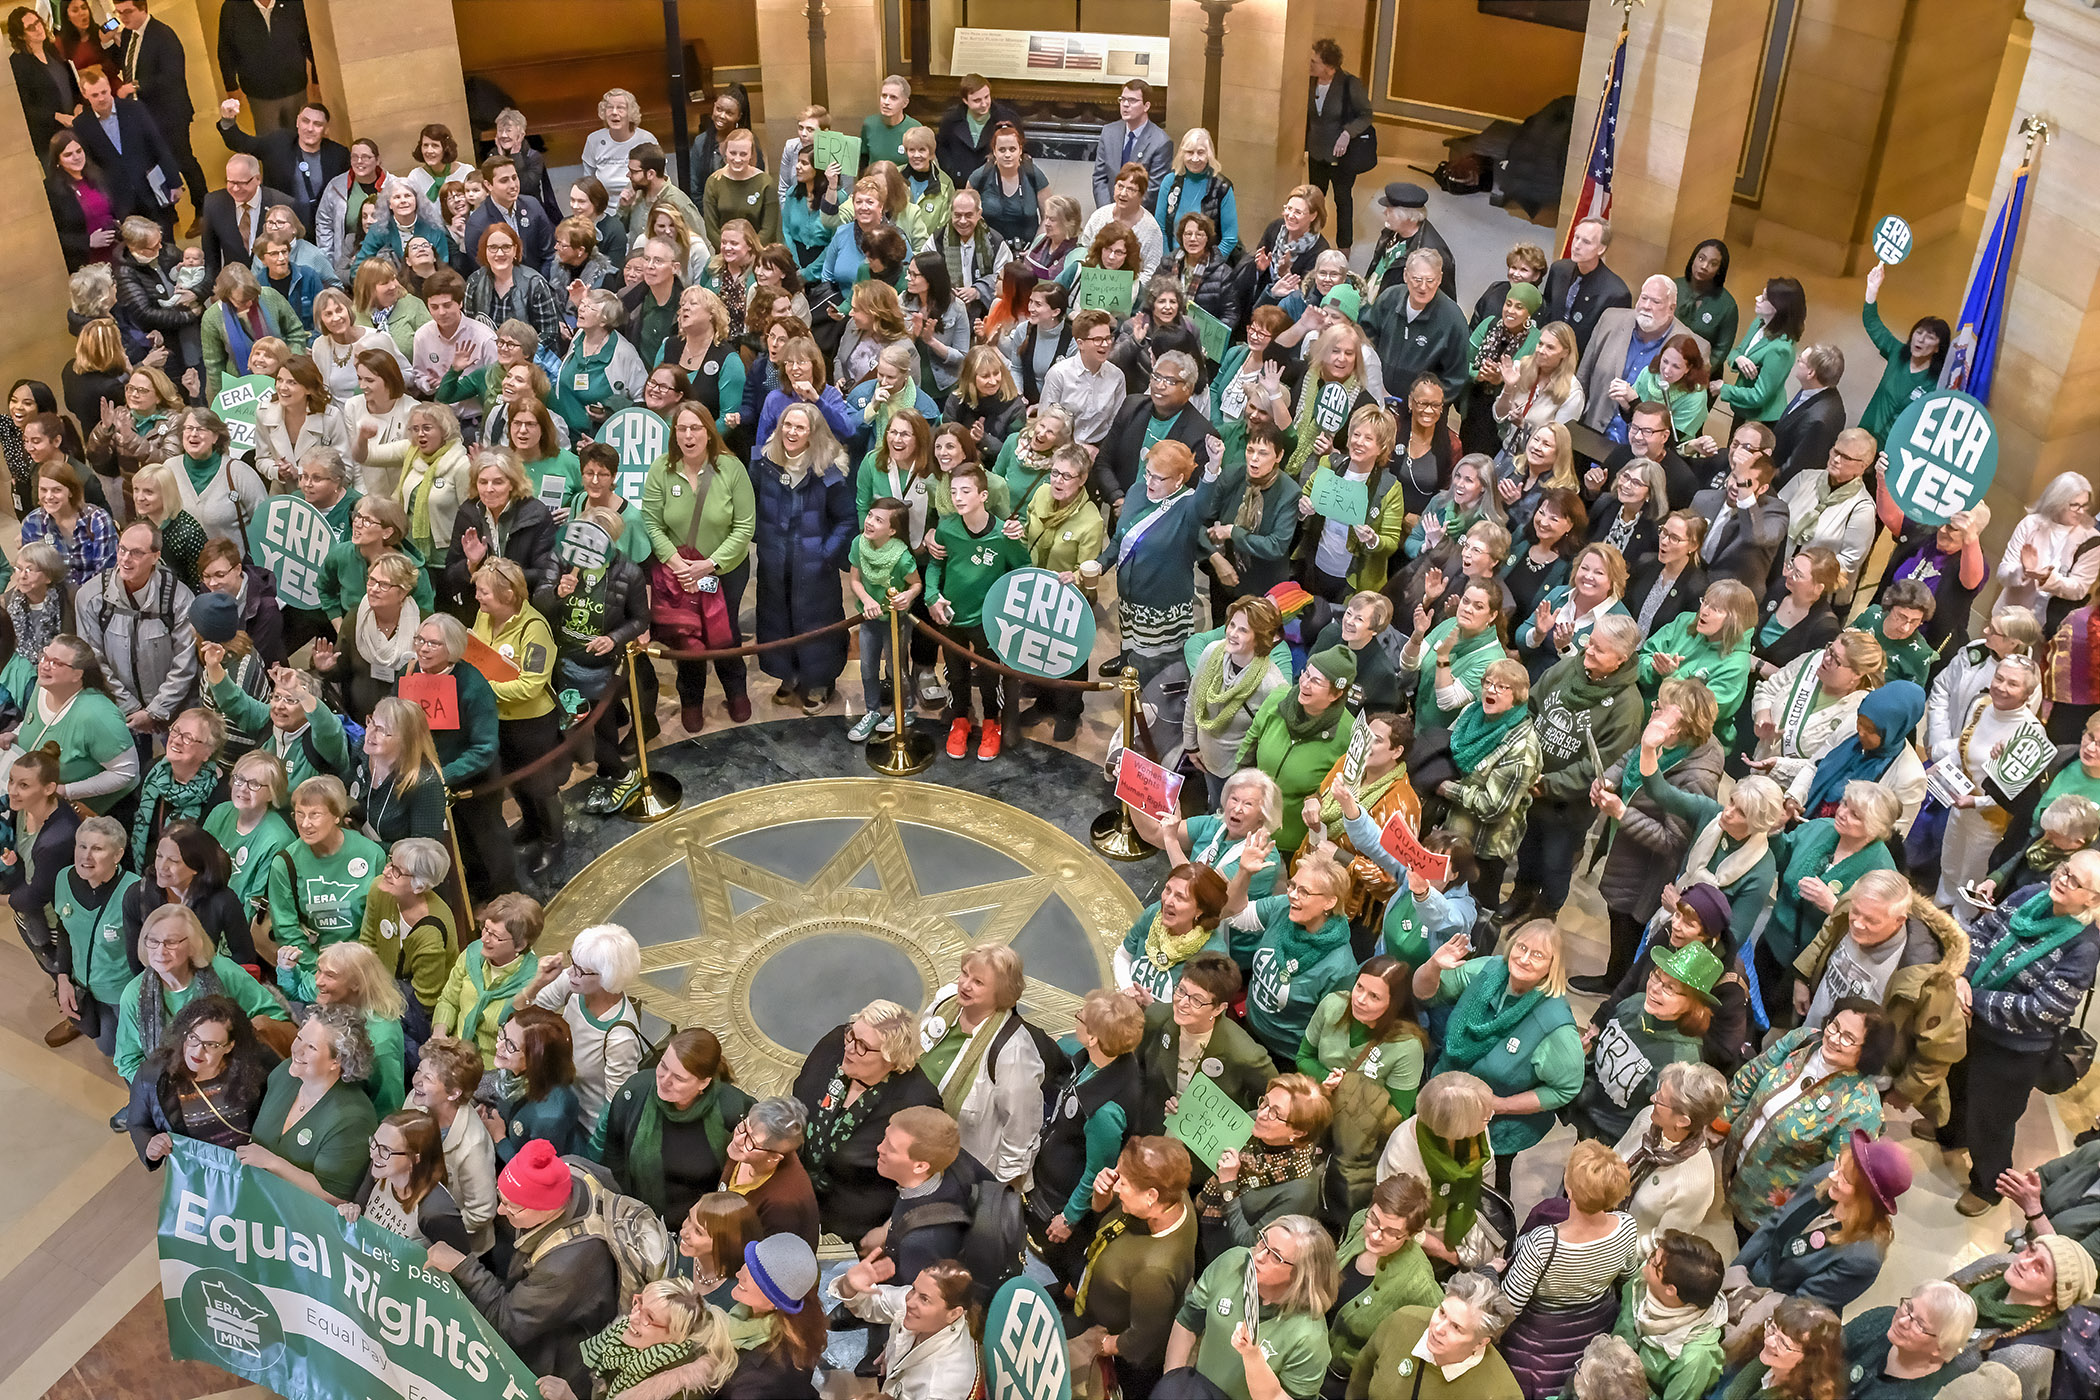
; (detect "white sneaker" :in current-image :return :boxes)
[847,711,882,742]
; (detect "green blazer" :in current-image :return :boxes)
[1135,1001,1272,1135]
[1713,326,1797,424]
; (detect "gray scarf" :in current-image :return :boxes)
[138,960,224,1060]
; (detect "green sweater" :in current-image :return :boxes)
[314,538,436,617]
[251,1063,377,1200]
[1176,1248,1332,1400]
[640,454,756,571]
[1637,615,1753,735]
[858,113,923,173]
[701,170,781,245]
[1235,895,1356,1062]
[1329,1217,1440,1375]
[1296,990,1424,1117]
[1234,688,1356,852]
[1854,605,1936,688]
[924,510,1031,629]
[1673,279,1738,365]
[1763,817,1894,969]
[1859,302,1938,444]
[269,829,388,1001]
[210,676,351,796]
[1611,1278,1726,1400]
[203,803,298,919]
[1643,767,1780,949]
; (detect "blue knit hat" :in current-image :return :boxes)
[744,1235,817,1313]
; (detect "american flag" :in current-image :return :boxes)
[1561,22,1628,257]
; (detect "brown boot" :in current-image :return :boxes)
[45,1018,81,1047]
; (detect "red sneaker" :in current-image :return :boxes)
[976,719,1002,761]
[946,718,972,758]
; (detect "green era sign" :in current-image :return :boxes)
[986,567,1094,678]
[1885,389,1997,526]
[597,406,668,505]
[982,1276,1073,1400]
[244,494,334,609]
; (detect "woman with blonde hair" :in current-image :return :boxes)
[84,363,183,512]
[126,461,208,589]
[314,940,409,1114]
[645,198,713,286]
[201,262,309,397]
[203,750,295,922]
[469,557,567,876]
[753,402,854,709]
[1492,320,1584,454]
[835,277,912,388]
[307,285,406,401]
[660,284,746,425]
[1032,987,1146,1270]
[789,999,942,1242]
[350,256,430,360]
[62,315,127,432]
[1018,190,1083,282]
[1284,319,1377,479]
[1155,125,1240,259]
[1500,420,1579,542]
[579,1277,733,1399]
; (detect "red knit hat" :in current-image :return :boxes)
[498,1139,572,1211]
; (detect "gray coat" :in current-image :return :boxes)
[74,564,198,722]
[1596,737,1725,923]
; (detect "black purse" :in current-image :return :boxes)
[2038,984,2097,1096]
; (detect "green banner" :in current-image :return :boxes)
[1075,267,1136,318]
[159,1139,538,1400]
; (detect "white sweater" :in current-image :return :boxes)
[1612,1105,1717,1254]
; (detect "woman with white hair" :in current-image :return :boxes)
[580,89,656,203]
[113,897,288,1081]
[351,176,452,271]
[554,288,648,439]
[789,999,943,1243]
[1348,1267,1522,1399]
[1163,1214,1339,1400]
[356,834,456,1043]
[1131,766,1284,900]
[1997,471,2098,623]
[918,942,1046,1186]
[1935,656,2049,908]
[1839,1279,1977,1397]
[1934,605,2039,755]
[1377,1071,1499,1269]
[1612,1060,1727,1252]
[1763,780,1901,991]
[518,923,646,1130]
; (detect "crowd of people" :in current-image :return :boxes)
[6,11,2100,1400]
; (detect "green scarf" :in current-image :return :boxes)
[1972,890,2091,992]
[1620,744,1691,801]
[182,450,222,496]
[2022,833,2077,878]
[1787,473,1866,545]
[1319,764,1404,835]
[459,948,535,1049]
[1968,1274,2048,1333]
[628,1077,733,1219]
[1278,691,1346,744]
[405,447,448,552]
[1450,701,1526,771]
[1414,1120,1487,1248]
[1440,956,1546,1067]
[1143,907,1213,970]
[1192,644,1274,735]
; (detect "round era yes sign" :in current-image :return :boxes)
[986,567,1095,678]
[1884,389,1998,527]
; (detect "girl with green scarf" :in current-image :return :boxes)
[1413,920,1583,1188]
[1398,578,1507,725]
[594,1029,756,1228]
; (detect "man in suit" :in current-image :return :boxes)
[1770,343,1848,491]
[1692,453,1789,590]
[1133,954,1271,1136]
[214,95,346,233]
[110,0,206,229]
[1575,273,1703,440]
[216,0,315,134]
[70,67,179,233]
[1363,181,1453,301]
[462,154,556,280]
[1363,249,1471,402]
[1093,80,1171,207]
[933,73,1019,184]
[1096,351,1217,508]
[1587,400,1701,512]
[1540,217,1632,355]
[1305,38,1375,255]
[200,153,291,277]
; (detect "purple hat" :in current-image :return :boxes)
[1675,882,1734,946]
[1848,1129,1913,1214]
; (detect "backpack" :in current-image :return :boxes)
[528,1159,670,1309]
[985,1010,1070,1128]
[893,1165,1028,1307]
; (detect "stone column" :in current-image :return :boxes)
[1167,0,1318,238]
[303,0,470,173]
[753,0,882,170]
[1555,0,1764,282]
[1966,0,2100,510]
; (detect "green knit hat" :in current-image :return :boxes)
[1308,645,1358,686]
[1649,941,1725,1006]
[1323,284,1362,322]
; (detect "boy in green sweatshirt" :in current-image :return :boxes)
[925,463,1031,760]
[1613,1231,1728,1400]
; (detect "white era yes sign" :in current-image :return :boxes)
[1885,389,1998,527]
[986,567,1096,679]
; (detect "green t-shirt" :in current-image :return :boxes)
[1172,1248,1332,1400]
[17,690,136,814]
[114,955,286,1080]
[204,802,298,919]
[849,534,918,610]
[925,511,1031,629]
[269,830,387,1000]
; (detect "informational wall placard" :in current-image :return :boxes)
[596,406,668,505]
[948,27,1169,87]
[158,1140,538,1400]
[986,567,1095,678]
[1884,389,1997,526]
[244,494,333,609]
[1872,214,1913,266]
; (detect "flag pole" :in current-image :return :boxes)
[1559,0,1641,258]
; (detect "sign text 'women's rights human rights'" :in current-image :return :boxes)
[1884,389,1999,527]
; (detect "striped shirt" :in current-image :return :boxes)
[1502,1212,1641,1311]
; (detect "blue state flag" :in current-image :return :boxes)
[1940,160,2032,405]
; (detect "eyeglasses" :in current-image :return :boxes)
[1252,1237,1294,1269]
[115,544,158,560]
[1171,983,1217,1009]
[1821,1022,1862,1049]
[731,1121,783,1157]
[145,936,189,952]
[368,1140,412,1163]
[845,1030,885,1057]
[184,1030,231,1052]
[1763,1320,1802,1354]
[1363,1210,1407,1240]
[1254,1099,1290,1123]
[1149,373,1185,387]
[229,776,263,794]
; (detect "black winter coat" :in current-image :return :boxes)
[531,556,649,667]
[114,245,203,334]
[1177,253,1244,332]
[443,498,560,598]
[791,1023,943,1242]
[451,1165,622,1396]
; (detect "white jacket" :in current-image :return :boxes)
[1777,472,1877,595]
[919,987,1045,1188]
[1612,1105,1717,1254]
[1928,642,2001,761]
[837,1282,979,1400]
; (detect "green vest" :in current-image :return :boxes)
[60,869,142,1002]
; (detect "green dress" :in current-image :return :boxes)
[251,1061,381,1200]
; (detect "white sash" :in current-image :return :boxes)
[1116,487,1192,566]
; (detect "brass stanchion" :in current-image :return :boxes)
[1091,668,1156,860]
[441,791,474,930]
[620,640,682,821]
[866,593,933,775]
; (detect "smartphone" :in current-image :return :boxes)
[101,16,121,32]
